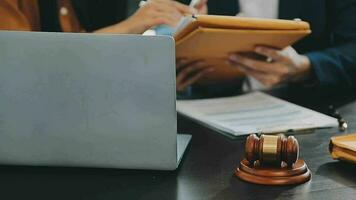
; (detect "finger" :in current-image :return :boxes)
[176,58,188,68]
[152,1,182,18]
[227,60,267,76]
[254,46,287,62]
[150,17,175,27]
[194,0,208,9]
[233,64,280,86]
[145,2,181,27]
[144,9,174,27]
[249,73,282,87]
[227,60,282,87]
[176,59,202,70]
[151,12,179,27]
[228,54,272,72]
[176,61,210,83]
[177,67,214,91]
[155,0,196,14]
[239,65,283,87]
[172,1,197,14]
[228,54,289,75]
[159,12,181,26]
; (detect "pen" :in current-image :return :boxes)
[138,0,200,35]
[189,0,201,7]
[328,105,348,131]
[139,0,147,7]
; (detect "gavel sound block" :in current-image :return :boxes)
[235,134,311,185]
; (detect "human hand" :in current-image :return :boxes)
[227,46,311,87]
[193,0,208,14]
[95,0,196,34]
[176,59,214,92]
[126,0,197,33]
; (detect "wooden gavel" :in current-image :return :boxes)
[245,134,299,167]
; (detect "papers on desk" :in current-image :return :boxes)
[177,92,338,137]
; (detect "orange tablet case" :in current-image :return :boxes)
[174,15,311,85]
[175,15,311,58]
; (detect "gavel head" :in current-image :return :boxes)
[245,134,299,167]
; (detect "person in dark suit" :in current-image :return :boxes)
[177,0,356,97]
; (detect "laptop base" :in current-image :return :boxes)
[177,134,192,166]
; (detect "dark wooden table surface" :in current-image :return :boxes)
[1,91,356,200]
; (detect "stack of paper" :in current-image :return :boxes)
[177,92,338,137]
[330,134,356,164]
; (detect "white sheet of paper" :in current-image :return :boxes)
[177,92,338,136]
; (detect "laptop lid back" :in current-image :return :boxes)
[0,31,177,170]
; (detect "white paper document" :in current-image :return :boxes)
[177,92,338,137]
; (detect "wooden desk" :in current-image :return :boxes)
[1,93,356,200]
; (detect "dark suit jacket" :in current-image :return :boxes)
[180,0,356,94]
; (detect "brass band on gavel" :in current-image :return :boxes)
[245,134,299,167]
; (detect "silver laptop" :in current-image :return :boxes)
[0,31,191,170]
